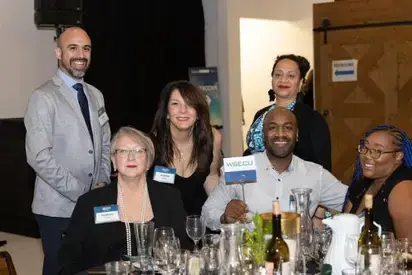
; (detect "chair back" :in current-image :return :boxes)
[0,251,17,275]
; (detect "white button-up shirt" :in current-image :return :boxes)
[202,151,348,230]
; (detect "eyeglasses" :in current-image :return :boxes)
[357,144,399,159]
[115,148,146,158]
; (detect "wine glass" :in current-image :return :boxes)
[202,234,220,249]
[186,215,206,253]
[153,227,175,272]
[397,238,412,274]
[344,234,360,268]
[381,231,396,274]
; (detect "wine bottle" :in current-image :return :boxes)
[265,201,290,274]
[358,194,381,247]
[358,194,381,272]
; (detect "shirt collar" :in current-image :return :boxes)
[262,150,296,173]
[57,69,84,88]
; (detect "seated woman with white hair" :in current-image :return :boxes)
[58,126,188,274]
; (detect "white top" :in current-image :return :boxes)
[201,152,348,230]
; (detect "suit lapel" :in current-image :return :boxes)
[84,86,101,151]
[53,74,93,144]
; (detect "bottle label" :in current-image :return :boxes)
[265,262,273,274]
[264,262,290,275]
[360,254,380,273]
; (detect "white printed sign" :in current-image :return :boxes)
[223,156,257,184]
[332,59,358,82]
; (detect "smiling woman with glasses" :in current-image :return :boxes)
[357,144,400,159]
[59,126,189,274]
[344,124,412,240]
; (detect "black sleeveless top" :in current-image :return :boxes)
[149,159,212,216]
[348,166,412,234]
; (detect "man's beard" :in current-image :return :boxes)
[62,58,89,79]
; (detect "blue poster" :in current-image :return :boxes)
[189,67,223,129]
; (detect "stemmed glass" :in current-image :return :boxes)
[380,231,396,274]
[397,238,412,274]
[186,215,206,253]
[153,227,176,274]
[344,234,360,269]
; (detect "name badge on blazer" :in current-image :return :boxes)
[153,165,176,184]
[98,107,109,126]
[94,204,120,224]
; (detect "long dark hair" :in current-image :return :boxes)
[150,81,214,172]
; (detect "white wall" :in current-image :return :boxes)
[203,0,334,156]
[0,0,56,118]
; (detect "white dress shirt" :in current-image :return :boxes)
[202,151,348,230]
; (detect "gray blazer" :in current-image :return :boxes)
[24,73,111,218]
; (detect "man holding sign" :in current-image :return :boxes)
[202,107,347,230]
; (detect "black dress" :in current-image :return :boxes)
[244,101,332,171]
[149,160,211,216]
[58,179,189,274]
[348,166,412,234]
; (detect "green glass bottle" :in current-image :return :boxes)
[265,200,290,274]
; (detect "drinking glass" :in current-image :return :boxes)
[344,234,360,268]
[202,234,220,248]
[153,227,175,272]
[133,220,155,256]
[104,261,130,274]
[380,231,397,274]
[397,238,412,274]
[132,255,155,274]
[154,235,180,275]
[341,268,361,275]
[175,249,191,275]
[186,215,206,253]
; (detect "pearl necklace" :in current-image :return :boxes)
[118,182,148,257]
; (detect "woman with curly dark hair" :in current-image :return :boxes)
[150,81,222,216]
[245,54,331,172]
[244,55,332,226]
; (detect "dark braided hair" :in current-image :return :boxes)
[350,124,412,186]
[268,54,310,102]
[344,125,412,209]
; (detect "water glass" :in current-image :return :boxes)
[104,261,130,274]
[132,255,155,274]
[186,215,206,253]
[397,238,412,274]
[153,227,176,273]
[341,268,361,275]
[202,234,220,248]
[154,236,180,275]
[133,221,155,256]
[175,249,191,274]
[380,231,397,274]
[201,245,220,274]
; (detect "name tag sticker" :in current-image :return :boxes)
[223,156,257,185]
[94,204,120,224]
[98,107,109,126]
[153,165,176,184]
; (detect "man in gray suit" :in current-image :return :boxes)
[24,27,111,275]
